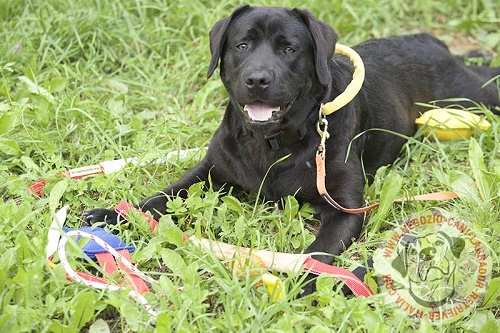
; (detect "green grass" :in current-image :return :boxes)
[1,0,499,332]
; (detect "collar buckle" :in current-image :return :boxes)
[264,132,283,151]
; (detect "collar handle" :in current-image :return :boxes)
[321,44,365,115]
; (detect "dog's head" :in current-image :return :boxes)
[207,6,337,132]
[391,230,465,306]
[393,231,465,283]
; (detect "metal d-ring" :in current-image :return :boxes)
[316,108,330,154]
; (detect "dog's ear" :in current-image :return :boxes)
[293,9,338,86]
[207,5,251,79]
[450,236,466,258]
[444,231,465,258]
[391,234,416,278]
[391,251,408,278]
[437,231,466,258]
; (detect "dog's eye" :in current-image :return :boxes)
[237,43,248,50]
[284,47,296,53]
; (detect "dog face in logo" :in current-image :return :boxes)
[392,231,466,307]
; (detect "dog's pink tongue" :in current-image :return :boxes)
[244,102,279,121]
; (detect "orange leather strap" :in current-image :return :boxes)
[315,153,458,214]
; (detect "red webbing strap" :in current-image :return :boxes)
[71,271,110,285]
[29,179,46,197]
[316,154,458,214]
[115,200,159,232]
[303,257,373,297]
[95,250,150,294]
[48,254,112,285]
[115,200,372,297]
[95,252,118,276]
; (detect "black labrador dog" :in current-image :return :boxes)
[85,6,499,290]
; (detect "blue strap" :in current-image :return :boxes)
[63,226,135,259]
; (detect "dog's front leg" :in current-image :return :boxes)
[300,209,364,297]
[299,158,366,296]
[305,209,364,264]
[83,158,214,224]
[135,158,215,221]
[304,155,365,263]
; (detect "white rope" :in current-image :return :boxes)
[58,230,158,318]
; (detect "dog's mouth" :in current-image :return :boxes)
[242,100,294,123]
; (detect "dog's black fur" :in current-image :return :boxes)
[84,6,500,293]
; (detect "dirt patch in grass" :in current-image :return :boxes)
[430,30,494,55]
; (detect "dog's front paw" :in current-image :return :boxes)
[300,274,318,297]
[83,208,120,225]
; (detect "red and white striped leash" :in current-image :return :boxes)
[47,207,159,318]
[57,229,159,317]
[115,200,374,297]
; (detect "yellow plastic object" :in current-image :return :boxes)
[227,252,266,277]
[415,108,491,141]
[262,274,285,302]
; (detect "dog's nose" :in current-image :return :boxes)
[419,247,436,260]
[245,71,272,91]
